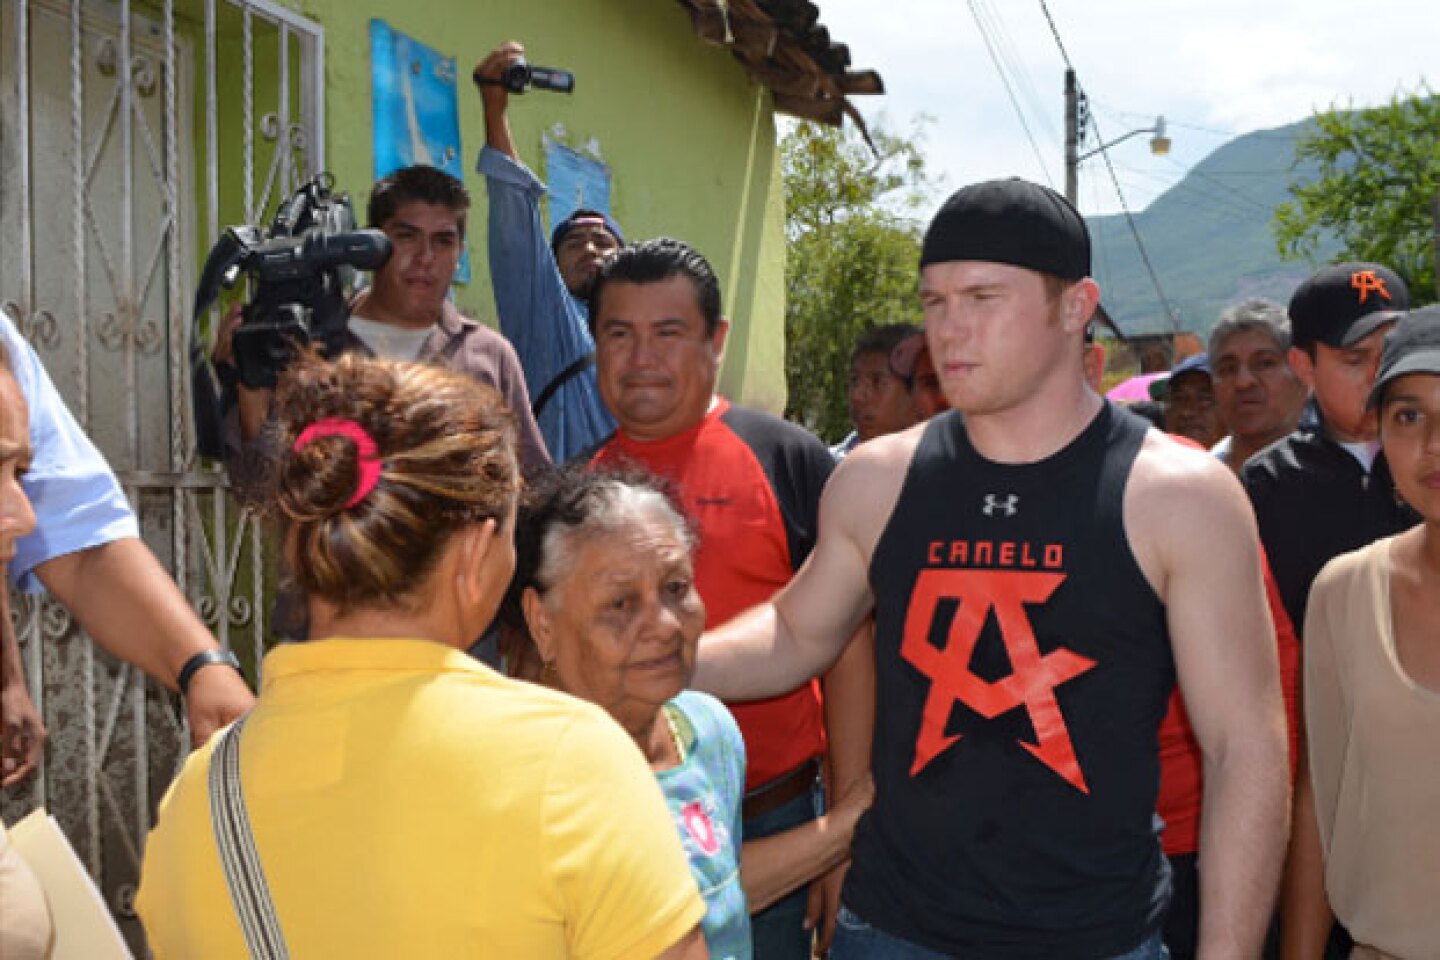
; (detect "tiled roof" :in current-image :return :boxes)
[675,0,884,128]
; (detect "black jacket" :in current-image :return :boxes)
[1241,427,1418,637]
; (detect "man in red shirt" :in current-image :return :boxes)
[586,238,872,957]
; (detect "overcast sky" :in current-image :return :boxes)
[815,0,1436,217]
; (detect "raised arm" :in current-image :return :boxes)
[474,41,524,163]
[1134,440,1289,960]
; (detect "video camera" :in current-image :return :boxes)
[475,58,575,95]
[190,174,391,458]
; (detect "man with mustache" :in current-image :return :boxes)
[586,238,873,959]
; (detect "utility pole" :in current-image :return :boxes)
[1064,69,1079,204]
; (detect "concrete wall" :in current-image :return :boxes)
[276,0,789,411]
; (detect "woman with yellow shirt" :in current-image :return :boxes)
[137,353,707,958]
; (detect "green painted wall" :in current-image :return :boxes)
[275,0,789,411]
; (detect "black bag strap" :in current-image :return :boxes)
[531,351,596,418]
[208,715,290,960]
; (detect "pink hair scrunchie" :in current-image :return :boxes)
[292,417,383,510]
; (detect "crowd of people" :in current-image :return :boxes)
[2,36,1438,960]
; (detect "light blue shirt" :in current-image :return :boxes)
[1,309,137,591]
[656,690,752,960]
[478,145,616,463]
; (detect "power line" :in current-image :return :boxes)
[969,0,1056,187]
[1162,156,1272,213]
[1036,0,1075,69]
[1089,118,1182,331]
[1038,0,1180,332]
[976,0,1060,149]
[1109,163,1267,222]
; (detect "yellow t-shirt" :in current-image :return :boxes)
[137,638,704,958]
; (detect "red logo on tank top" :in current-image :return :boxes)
[681,801,721,856]
[901,568,1097,793]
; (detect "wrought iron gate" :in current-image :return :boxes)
[1,0,324,949]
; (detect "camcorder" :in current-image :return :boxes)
[476,58,575,95]
[190,174,391,459]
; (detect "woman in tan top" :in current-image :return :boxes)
[1285,305,1440,960]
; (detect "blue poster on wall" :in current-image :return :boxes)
[545,139,613,231]
[369,19,470,284]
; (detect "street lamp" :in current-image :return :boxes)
[1063,68,1171,204]
[1076,116,1169,163]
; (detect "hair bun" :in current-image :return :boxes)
[279,431,370,522]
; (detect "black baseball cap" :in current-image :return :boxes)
[921,178,1091,280]
[1289,262,1409,350]
[1367,304,1440,409]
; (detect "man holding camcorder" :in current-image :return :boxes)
[213,166,549,642]
[217,166,548,474]
[475,40,623,464]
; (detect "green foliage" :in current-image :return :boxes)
[782,119,935,440]
[1274,87,1439,303]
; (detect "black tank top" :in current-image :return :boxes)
[846,402,1173,958]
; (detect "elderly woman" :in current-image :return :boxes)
[1284,305,1440,960]
[506,468,873,960]
[137,354,707,958]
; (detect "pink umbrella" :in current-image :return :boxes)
[1105,372,1166,402]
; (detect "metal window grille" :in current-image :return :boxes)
[1,0,324,949]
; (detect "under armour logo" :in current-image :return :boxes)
[982,494,1019,517]
[1351,270,1393,304]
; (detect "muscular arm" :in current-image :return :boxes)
[1133,437,1290,960]
[694,435,910,700]
[35,538,254,746]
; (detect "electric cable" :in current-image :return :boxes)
[969,0,1056,187]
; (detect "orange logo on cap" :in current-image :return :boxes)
[1351,270,1392,304]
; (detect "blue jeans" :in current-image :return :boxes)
[745,778,824,960]
[831,905,1170,960]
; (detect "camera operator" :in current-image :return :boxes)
[475,40,622,464]
[219,165,548,473]
[214,168,548,644]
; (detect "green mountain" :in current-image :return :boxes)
[1088,118,1341,339]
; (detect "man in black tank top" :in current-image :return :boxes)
[696,179,1289,959]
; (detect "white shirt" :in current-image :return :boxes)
[346,315,432,361]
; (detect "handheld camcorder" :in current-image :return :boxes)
[477,57,575,95]
[190,174,391,458]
